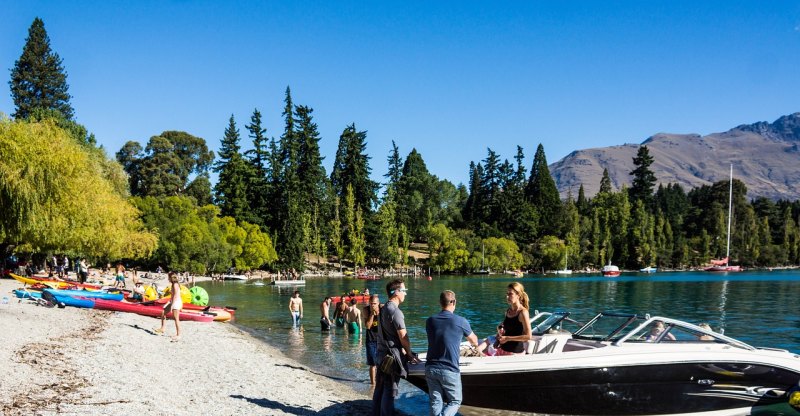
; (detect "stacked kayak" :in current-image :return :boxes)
[145,298,234,322]
[11,273,101,290]
[92,299,215,322]
[331,294,370,304]
[42,288,124,308]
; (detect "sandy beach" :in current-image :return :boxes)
[0,276,373,416]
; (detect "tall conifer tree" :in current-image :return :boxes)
[245,108,270,227]
[10,18,74,120]
[629,145,657,209]
[525,144,561,236]
[213,115,250,221]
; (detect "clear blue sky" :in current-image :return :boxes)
[2,1,799,187]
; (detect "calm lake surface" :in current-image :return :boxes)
[203,269,800,415]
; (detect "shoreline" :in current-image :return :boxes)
[0,277,373,416]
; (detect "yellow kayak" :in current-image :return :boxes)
[10,273,100,290]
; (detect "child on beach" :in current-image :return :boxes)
[155,272,182,341]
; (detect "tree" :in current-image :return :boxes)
[629,145,657,208]
[385,140,403,196]
[10,18,74,120]
[295,105,329,219]
[331,124,378,214]
[0,118,156,258]
[598,168,613,194]
[395,149,437,240]
[213,115,251,222]
[244,108,270,228]
[117,131,214,198]
[525,144,561,236]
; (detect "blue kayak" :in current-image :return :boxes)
[12,289,42,299]
[43,288,124,301]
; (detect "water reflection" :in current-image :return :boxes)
[204,270,800,415]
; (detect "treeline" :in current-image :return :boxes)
[4,18,800,275]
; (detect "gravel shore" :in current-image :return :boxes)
[0,277,372,416]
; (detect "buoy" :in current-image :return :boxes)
[427,276,432,281]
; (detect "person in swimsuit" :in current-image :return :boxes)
[320,297,332,331]
[155,272,182,341]
[289,290,303,327]
[346,298,362,334]
[334,300,347,327]
[494,281,532,355]
[364,294,381,384]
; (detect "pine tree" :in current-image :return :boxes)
[599,168,613,194]
[385,140,403,197]
[245,108,270,227]
[629,145,657,208]
[295,105,328,217]
[525,144,561,236]
[213,115,250,221]
[10,18,74,120]
[332,124,378,214]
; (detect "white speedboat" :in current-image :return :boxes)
[270,278,306,286]
[407,311,800,415]
[640,266,658,273]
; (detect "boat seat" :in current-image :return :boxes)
[563,339,605,352]
[533,333,572,354]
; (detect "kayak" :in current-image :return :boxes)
[43,288,124,301]
[11,273,101,290]
[92,299,215,322]
[331,294,371,304]
[42,291,96,308]
[12,289,41,299]
[143,298,234,322]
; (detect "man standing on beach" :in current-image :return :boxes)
[345,298,362,334]
[320,296,332,331]
[289,291,303,327]
[364,294,380,385]
[425,290,478,416]
[372,278,419,416]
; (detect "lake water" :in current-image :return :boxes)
[203,270,800,415]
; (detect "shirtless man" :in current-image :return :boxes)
[289,291,303,327]
[320,297,332,331]
[345,298,362,334]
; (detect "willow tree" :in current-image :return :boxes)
[0,118,156,258]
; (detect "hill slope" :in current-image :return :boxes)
[551,113,800,200]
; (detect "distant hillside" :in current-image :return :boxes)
[550,113,800,201]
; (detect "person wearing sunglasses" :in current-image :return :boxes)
[425,290,478,416]
[372,279,419,415]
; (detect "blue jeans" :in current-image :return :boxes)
[292,311,300,327]
[425,366,462,416]
[372,370,397,415]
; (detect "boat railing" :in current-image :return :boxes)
[613,316,756,351]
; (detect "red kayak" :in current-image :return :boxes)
[92,299,215,322]
[143,298,235,322]
[331,294,371,304]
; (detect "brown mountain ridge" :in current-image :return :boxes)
[550,112,800,201]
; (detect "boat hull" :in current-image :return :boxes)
[407,361,799,415]
[705,265,743,272]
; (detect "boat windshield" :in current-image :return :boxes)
[572,312,645,341]
[530,311,581,335]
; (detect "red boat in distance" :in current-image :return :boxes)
[331,294,371,304]
[356,274,380,280]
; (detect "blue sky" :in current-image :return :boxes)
[2,1,800,186]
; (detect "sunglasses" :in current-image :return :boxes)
[393,288,408,294]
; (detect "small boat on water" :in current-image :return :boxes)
[601,264,621,277]
[554,250,572,275]
[221,274,248,281]
[270,278,306,286]
[331,294,370,304]
[408,311,800,415]
[639,266,658,273]
[356,274,380,280]
[705,165,743,273]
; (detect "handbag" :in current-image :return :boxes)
[379,353,396,375]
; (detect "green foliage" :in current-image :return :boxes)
[482,237,523,271]
[629,145,657,208]
[525,144,561,236]
[0,118,156,258]
[213,115,253,222]
[132,196,275,273]
[10,18,74,120]
[427,223,471,272]
[116,131,214,198]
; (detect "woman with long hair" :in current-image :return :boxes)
[494,282,531,355]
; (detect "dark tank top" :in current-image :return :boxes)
[500,310,525,353]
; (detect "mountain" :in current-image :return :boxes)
[550,113,800,201]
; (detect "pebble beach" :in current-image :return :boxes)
[0,277,373,416]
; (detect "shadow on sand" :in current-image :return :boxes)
[230,395,413,415]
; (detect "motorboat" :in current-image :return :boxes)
[270,278,306,286]
[407,311,800,415]
[601,264,621,277]
[640,266,658,273]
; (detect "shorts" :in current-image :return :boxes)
[348,322,360,334]
[116,275,125,282]
[365,341,378,366]
[164,300,182,311]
